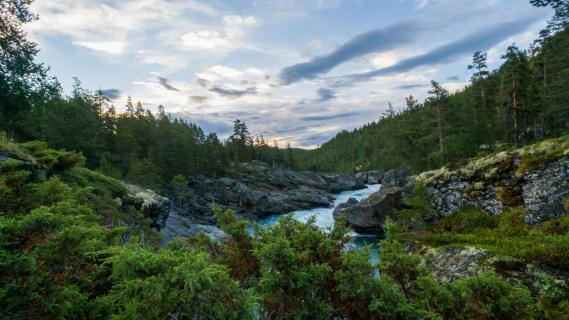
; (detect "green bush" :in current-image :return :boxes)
[104,245,256,319]
[450,273,535,320]
[397,181,434,229]
[435,208,498,233]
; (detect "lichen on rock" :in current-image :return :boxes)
[416,136,569,223]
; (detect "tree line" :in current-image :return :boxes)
[297,1,569,173]
[0,0,294,191]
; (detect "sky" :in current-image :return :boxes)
[25,0,552,148]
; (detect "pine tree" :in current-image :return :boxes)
[428,80,449,167]
[500,45,530,146]
[468,51,493,149]
[286,142,294,169]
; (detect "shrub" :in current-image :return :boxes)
[214,206,259,281]
[435,209,498,233]
[397,181,434,229]
[449,273,535,320]
[105,245,256,319]
[379,239,427,297]
[20,140,85,173]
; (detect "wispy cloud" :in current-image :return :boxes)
[316,87,336,101]
[394,83,429,90]
[340,15,542,85]
[279,20,420,84]
[158,77,180,91]
[209,86,258,98]
[301,112,359,121]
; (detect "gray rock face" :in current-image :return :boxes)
[522,157,569,223]
[173,161,365,222]
[122,184,171,229]
[424,246,489,282]
[333,187,403,234]
[355,169,411,187]
[419,146,569,223]
[356,171,383,184]
[161,208,226,243]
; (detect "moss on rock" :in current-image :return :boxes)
[497,185,524,206]
[516,136,569,176]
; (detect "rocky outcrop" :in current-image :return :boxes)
[355,169,411,187]
[355,170,383,184]
[161,208,226,243]
[173,161,365,223]
[122,183,171,229]
[418,138,569,224]
[333,187,403,234]
[424,246,489,282]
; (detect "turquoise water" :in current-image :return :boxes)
[256,184,382,263]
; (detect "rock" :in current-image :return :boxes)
[382,169,412,188]
[417,138,569,223]
[354,169,411,187]
[173,161,365,222]
[523,157,569,223]
[122,184,171,230]
[424,246,489,282]
[333,187,403,234]
[356,170,383,184]
[161,208,226,243]
[324,173,366,192]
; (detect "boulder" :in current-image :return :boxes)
[333,187,403,234]
[355,171,383,184]
[324,173,366,193]
[122,184,171,229]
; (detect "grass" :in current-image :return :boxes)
[516,136,569,175]
[401,209,569,271]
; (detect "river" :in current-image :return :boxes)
[256,184,382,263]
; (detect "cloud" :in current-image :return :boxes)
[181,31,228,49]
[208,86,258,98]
[196,78,210,87]
[223,15,257,40]
[157,77,181,91]
[415,0,429,9]
[316,88,336,101]
[279,20,419,84]
[343,15,542,84]
[446,75,460,81]
[197,65,244,80]
[394,84,429,90]
[189,96,208,103]
[181,15,257,50]
[94,88,122,100]
[301,112,359,121]
[28,0,219,56]
[309,40,322,48]
[73,40,127,55]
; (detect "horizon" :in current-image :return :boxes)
[26,0,551,148]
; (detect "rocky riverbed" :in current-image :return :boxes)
[169,160,365,225]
